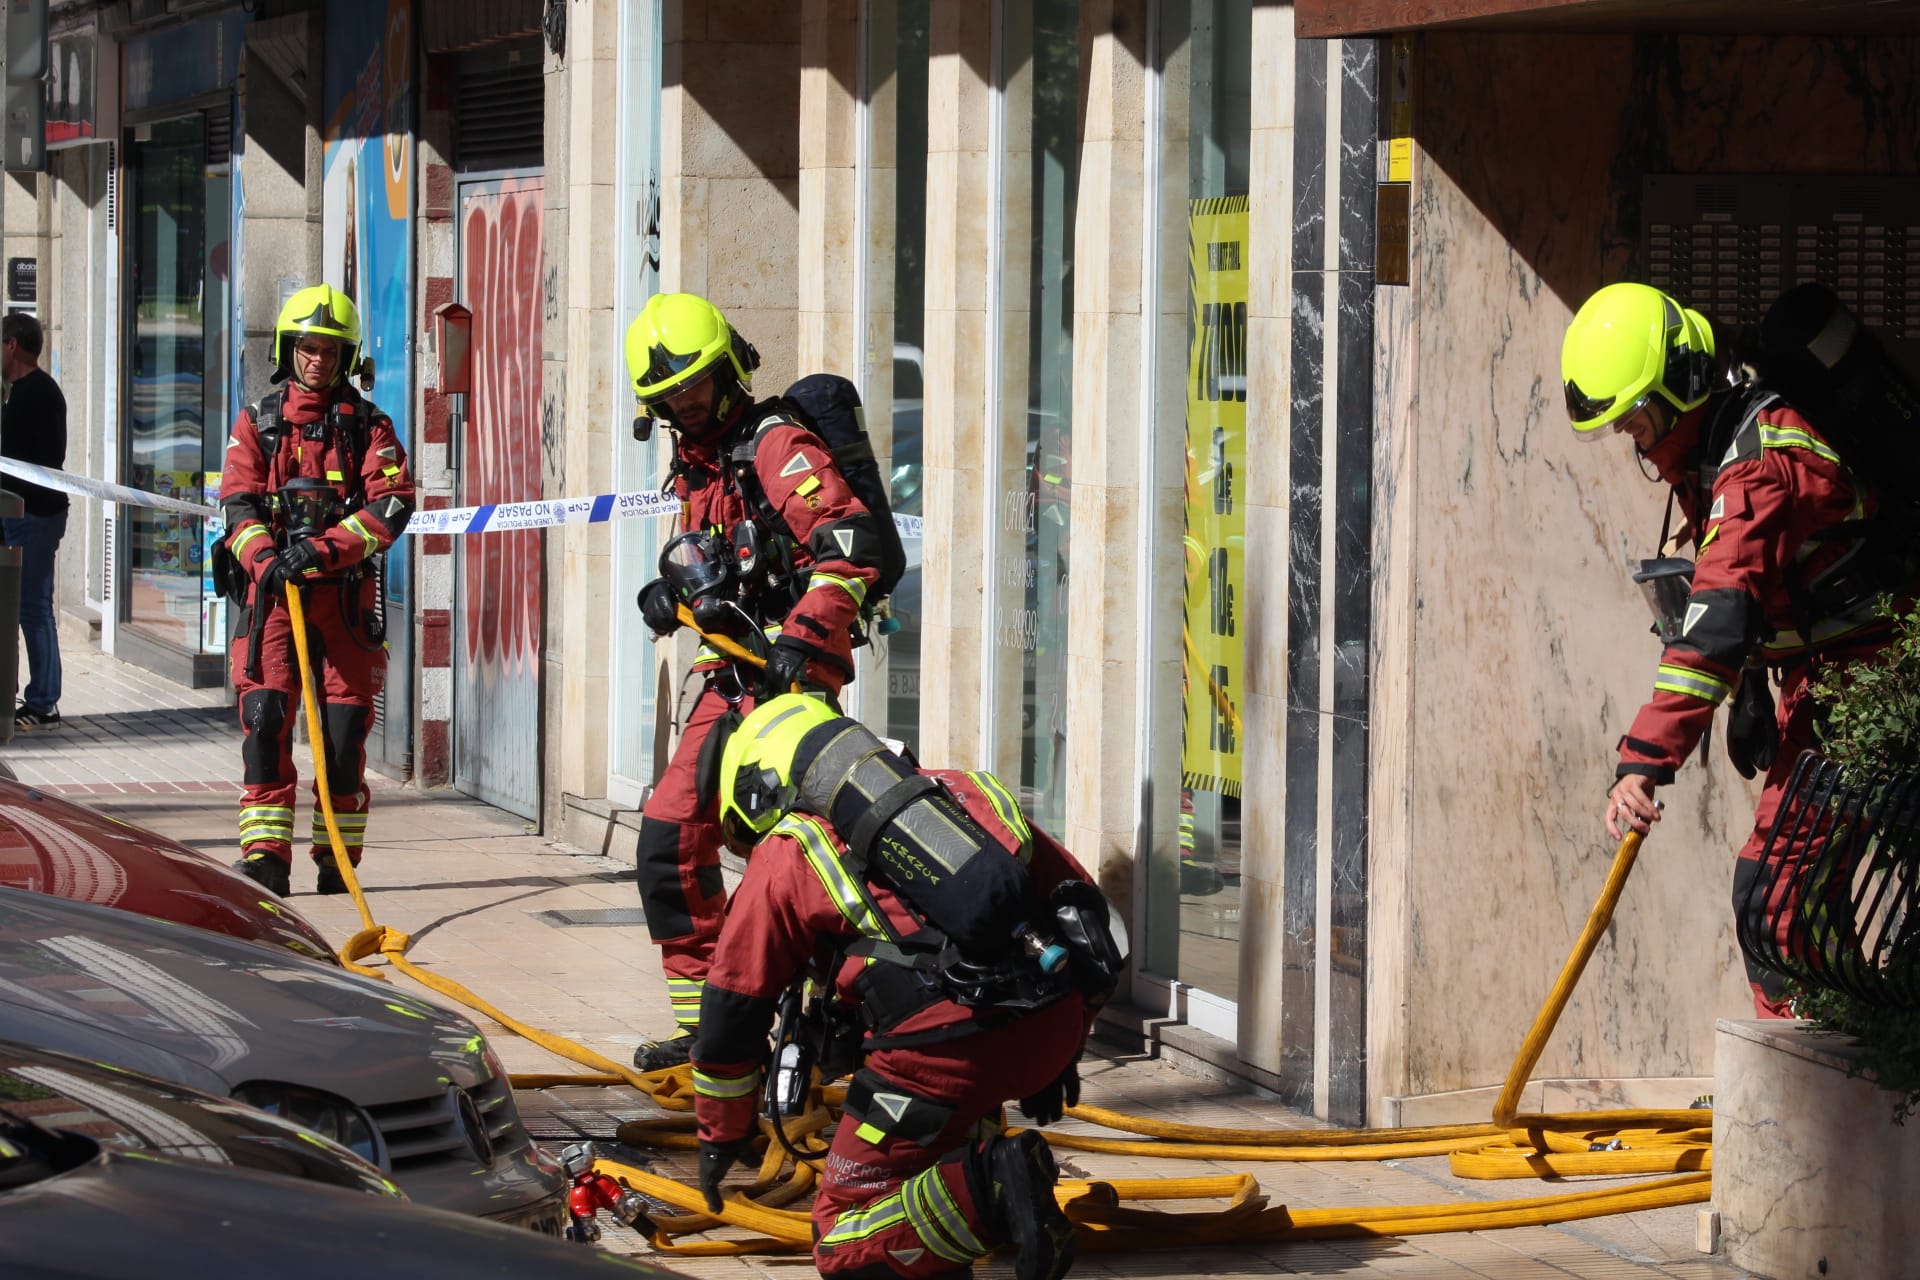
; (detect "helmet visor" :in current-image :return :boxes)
[1567,384,1661,441]
[641,365,724,421]
[720,765,792,855]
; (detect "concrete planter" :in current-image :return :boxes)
[1714,1018,1920,1278]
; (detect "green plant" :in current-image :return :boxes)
[1811,597,1920,781]
[1799,596,1920,1123]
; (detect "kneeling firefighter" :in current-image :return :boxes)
[692,694,1127,1280]
[219,285,415,898]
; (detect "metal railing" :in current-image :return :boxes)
[1737,750,1920,1009]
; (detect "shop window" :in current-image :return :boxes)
[1143,0,1251,1003]
[994,0,1079,833]
[865,0,929,745]
[125,111,229,654]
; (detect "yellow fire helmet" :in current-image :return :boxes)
[718,692,846,854]
[1561,282,1717,436]
[624,292,760,429]
[274,285,362,386]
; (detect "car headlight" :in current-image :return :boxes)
[232,1083,381,1166]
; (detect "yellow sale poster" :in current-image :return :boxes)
[1180,196,1248,798]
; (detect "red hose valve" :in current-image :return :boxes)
[560,1142,655,1243]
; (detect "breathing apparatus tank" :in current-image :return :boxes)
[1756,283,1920,608]
[785,714,1065,971]
[1758,283,1920,491]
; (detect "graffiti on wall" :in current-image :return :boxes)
[459,178,544,675]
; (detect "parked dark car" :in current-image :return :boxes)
[2,1116,681,1278]
[0,778,339,965]
[0,886,568,1232]
[0,1038,401,1197]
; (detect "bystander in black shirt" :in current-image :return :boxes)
[1,367,69,516]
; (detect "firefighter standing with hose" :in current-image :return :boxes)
[1564,281,1907,1015]
[221,286,415,898]
[623,293,886,1071]
[692,693,1125,1280]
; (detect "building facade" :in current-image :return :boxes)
[9,0,1917,1125]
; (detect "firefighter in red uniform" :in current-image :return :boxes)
[222,286,415,899]
[624,293,887,1071]
[692,694,1123,1280]
[1564,282,1896,1015]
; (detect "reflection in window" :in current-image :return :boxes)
[867,0,929,745]
[127,114,223,653]
[1145,0,1251,1002]
[996,0,1078,834]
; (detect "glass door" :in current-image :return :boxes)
[1142,0,1252,1030]
[124,112,225,652]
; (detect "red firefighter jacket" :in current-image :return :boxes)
[671,402,883,682]
[1617,390,1891,784]
[221,381,416,587]
[690,769,1095,1145]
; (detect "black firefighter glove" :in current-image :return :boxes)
[258,539,327,596]
[638,577,681,637]
[697,1137,757,1214]
[1726,669,1779,781]
[1017,1058,1081,1128]
[759,635,820,700]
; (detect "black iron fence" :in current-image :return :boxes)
[1738,750,1920,1009]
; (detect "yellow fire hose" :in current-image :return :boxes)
[286,585,662,1092]
[289,589,1706,1254]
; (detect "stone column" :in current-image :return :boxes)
[552,0,623,829]
[1063,0,1150,915]
[916,0,994,768]
[1237,0,1297,1084]
[798,0,861,377]
[236,22,322,389]
[660,1,801,389]
[649,1,802,736]
[799,0,887,725]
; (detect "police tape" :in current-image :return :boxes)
[0,456,927,540]
[0,457,220,519]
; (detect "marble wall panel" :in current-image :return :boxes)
[1367,259,1417,1109]
[1388,32,1920,1100]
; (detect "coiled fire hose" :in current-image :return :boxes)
[290,588,1707,1253]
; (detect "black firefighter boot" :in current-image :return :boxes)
[233,851,291,898]
[314,852,352,896]
[983,1130,1076,1280]
[632,1029,695,1073]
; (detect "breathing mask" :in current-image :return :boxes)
[1631,556,1696,645]
[659,529,742,632]
[276,477,347,540]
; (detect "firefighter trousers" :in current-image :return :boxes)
[812,997,1087,1279]
[230,582,384,869]
[1732,663,1826,1018]
[637,679,754,1034]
